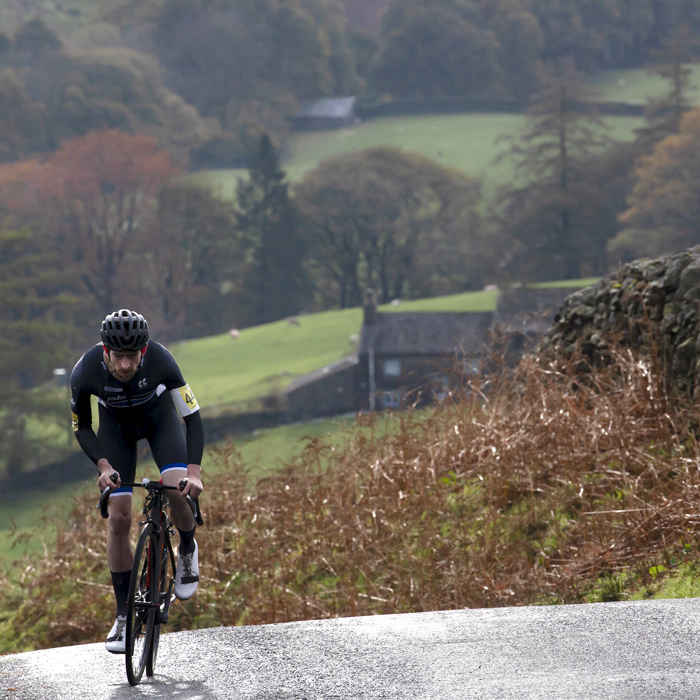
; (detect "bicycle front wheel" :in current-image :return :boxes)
[126,523,157,686]
[147,523,176,677]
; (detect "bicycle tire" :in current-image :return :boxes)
[147,517,176,677]
[126,523,157,686]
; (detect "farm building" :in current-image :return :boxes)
[284,290,494,420]
[355,290,493,411]
[291,96,357,130]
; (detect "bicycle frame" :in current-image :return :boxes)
[97,476,199,686]
[124,479,178,685]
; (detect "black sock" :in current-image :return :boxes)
[177,526,196,555]
[111,569,131,617]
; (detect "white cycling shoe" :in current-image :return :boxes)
[174,540,199,600]
[105,615,127,654]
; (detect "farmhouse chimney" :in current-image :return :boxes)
[363,288,378,325]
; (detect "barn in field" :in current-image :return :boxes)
[291,97,357,130]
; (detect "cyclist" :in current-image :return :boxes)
[70,309,204,654]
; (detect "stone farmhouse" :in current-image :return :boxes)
[284,286,578,422]
[355,292,493,412]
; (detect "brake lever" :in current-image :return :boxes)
[96,473,119,519]
[179,479,204,526]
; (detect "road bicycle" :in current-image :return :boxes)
[98,475,203,686]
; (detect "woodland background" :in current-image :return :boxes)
[3,0,700,485]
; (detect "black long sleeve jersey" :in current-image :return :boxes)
[70,341,204,466]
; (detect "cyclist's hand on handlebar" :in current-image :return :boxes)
[179,469,203,499]
[97,459,121,492]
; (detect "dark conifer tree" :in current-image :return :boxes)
[236,134,310,326]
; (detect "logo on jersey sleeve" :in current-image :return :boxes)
[71,412,79,432]
[174,384,199,415]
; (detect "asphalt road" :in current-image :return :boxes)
[2,598,700,699]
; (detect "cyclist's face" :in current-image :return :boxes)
[106,349,142,382]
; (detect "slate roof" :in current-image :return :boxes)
[295,97,356,120]
[358,312,494,356]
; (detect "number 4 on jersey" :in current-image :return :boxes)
[175,384,199,415]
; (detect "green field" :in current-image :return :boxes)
[528,277,599,289]
[170,308,363,411]
[590,65,700,104]
[194,111,644,199]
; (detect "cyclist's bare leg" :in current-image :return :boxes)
[161,468,195,533]
[107,494,134,572]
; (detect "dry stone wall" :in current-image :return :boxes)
[543,246,700,397]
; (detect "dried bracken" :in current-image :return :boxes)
[3,345,700,651]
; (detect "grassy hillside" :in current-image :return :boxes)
[194,112,643,198]
[1,282,577,572]
[529,277,599,289]
[171,308,363,411]
[0,280,592,572]
[0,284,540,485]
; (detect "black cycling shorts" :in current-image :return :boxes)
[97,393,187,497]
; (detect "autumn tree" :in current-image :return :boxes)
[0,21,222,167]
[294,146,490,309]
[236,134,310,325]
[495,64,613,280]
[611,107,700,261]
[142,181,241,339]
[529,0,700,70]
[0,130,177,318]
[10,19,62,60]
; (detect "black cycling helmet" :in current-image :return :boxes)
[101,309,149,351]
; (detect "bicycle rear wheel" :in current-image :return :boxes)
[147,522,176,677]
[126,524,157,686]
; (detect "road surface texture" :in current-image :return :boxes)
[2,598,700,699]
